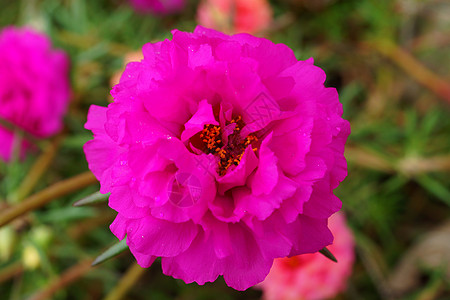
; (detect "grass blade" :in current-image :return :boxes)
[92,238,128,266]
[319,247,338,263]
[73,191,110,207]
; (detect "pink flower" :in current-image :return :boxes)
[0,26,70,161]
[197,0,272,34]
[129,0,185,14]
[84,26,350,290]
[258,213,355,300]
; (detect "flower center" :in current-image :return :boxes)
[200,116,258,176]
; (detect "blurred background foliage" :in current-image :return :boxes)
[0,0,449,299]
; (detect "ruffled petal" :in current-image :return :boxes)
[162,230,225,285]
[222,224,273,290]
[287,215,333,256]
[84,105,122,192]
[217,146,258,194]
[249,132,278,195]
[302,175,342,219]
[129,246,156,268]
[127,216,198,257]
[110,213,128,241]
[234,172,298,221]
[109,185,150,218]
[180,99,218,142]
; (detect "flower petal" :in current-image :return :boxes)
[180,99,218,142]
[222,224,273,291]
[249,132,278,195]
[127,216,198,257]
[217,146,258,194]
[162,230,225,285]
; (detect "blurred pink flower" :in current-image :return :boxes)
[84,27,350,290]
[129,0,185,14]
[197,0,272,34]
[258,213,355,300]
[0,26,70,161]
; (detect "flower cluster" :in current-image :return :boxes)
[258,213,355,300]
[129,0,185,14]
[84,26,350,290]
[0,26,70,161]
[197,0,272,34]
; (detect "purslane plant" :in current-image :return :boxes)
[84,26,350,290]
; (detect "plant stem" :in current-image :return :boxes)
[27,259,95,300]
[0,262,23,284]
[0,117,39,145]
[104,263,147,300]
[366,39,450,104]
[12,135,64,202]
[0,171,97,227]
[345,146,395,173]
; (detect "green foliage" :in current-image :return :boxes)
[0,0,449,299]
[92,238,128,266]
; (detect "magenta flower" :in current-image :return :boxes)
[0,26,70,161]
[129,0,185,14]
[258,213,355,300]
[84,26,350,290]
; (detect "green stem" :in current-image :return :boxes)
[366,39,450,105]
[104,263,147,300]
[12,135,64,202]
[0,171,97,227]
[0,262,23,284]
[27,259,95,300]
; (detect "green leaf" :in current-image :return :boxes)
[415,175,450,207]
[37,207,96,223]
[319,247,337,263]
[73,191,110,207]
[92,238,128,266]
